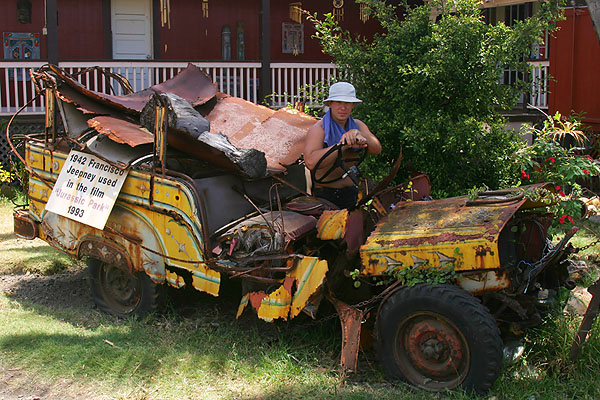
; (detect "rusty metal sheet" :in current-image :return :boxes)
[237,256,328,322]
[206,95,316,170]
[55,83,114,115]
[88,116,154,147]
[205,95,275,137]
[50,63,217,115]
[328,296,365,373]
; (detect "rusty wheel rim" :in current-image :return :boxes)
[100,264,141,314]
[393,312,470,391]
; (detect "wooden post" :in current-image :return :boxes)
[46,0,58,65]
[259,0,271,105]
[102,0,112,59]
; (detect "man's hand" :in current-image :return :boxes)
[340,129,368,148]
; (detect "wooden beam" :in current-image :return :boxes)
[102,0,112,59]
[46,0,58,64]
[152,0,161,59]
[259,0,271,104]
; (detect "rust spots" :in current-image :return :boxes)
[283,275,296,294]
[249,291,267,309]
[88,116,154,147]
[375,232,484,247]
[474,245,494,257]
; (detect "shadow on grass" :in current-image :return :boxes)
[0,271,410,400]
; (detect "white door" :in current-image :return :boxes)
[111,0,152,60]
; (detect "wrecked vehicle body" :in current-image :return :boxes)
[10,64,577,395]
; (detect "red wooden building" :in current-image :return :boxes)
[1,0,387,102]
[549,5,600,134]
[1,0,599,141]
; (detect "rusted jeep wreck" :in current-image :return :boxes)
[11,64,577,395]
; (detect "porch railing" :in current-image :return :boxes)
[1,60,548,116]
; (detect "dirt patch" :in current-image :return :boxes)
[0,268,93,311]
[0,269,100,400]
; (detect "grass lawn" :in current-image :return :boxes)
[1,191,599,400]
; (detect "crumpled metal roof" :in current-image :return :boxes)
[88,116,154,146]
[205,94,315,170]
[53,64,315,173]
[51,63,217,115]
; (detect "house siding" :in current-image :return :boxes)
[549,7,600,132]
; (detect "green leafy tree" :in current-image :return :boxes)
[308,0,564,197]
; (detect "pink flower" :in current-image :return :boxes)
[583,169,590,175]
[521,170,530,179]
[556,185,565,197]
[586,156,593,161]
[545,157,555,163]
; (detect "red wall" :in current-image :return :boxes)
[159,0,383,61]
[1,0,47,59]
[2,0,385,62]
[549,7,600,132]
[159,0,261,60]
[56,0,105,60]
[269,1,383,62]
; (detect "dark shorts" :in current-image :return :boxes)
[313,186,358,209]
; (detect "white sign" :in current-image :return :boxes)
[45,150,129,229]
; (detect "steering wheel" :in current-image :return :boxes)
[311,143,367,185]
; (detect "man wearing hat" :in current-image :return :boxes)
[304,82,381,208]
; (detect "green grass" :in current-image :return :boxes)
[1,191,600,399]
[0,193,82,275]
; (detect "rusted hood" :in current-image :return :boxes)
[360,195,523,275]
[360,183,556,275]
[51,63,217,116]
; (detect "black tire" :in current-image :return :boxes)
[88,258,161,318]
[376,284,502,395]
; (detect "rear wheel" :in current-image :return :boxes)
[88,258,160,318]
[377,284,502,395]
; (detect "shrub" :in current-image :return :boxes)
[308,0,564,197]
[515,112,600,224]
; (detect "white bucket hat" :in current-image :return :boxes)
[324,82,362,103]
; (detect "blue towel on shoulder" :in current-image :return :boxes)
[322,110,359,147]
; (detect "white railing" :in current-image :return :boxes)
[1,60,547,116]
[0,61,264,115]
[0,61,47,115]
[528,60,549,110]
[500,60,550,110]
[269,62,338,107]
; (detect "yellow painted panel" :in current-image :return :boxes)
[361,240,499,275]
[317,209,348,240]
[191,266,220,297]
[166,270,186,288]
[290,257,328,318]
[257,285,292,322]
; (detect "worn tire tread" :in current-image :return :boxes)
[88,258,161,318]
[377,284,502,395]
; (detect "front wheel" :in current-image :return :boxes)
[88,258,160,318]
[376,284,502,395]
